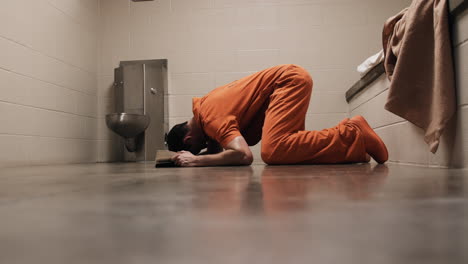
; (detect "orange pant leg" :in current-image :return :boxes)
[261,65,367,165]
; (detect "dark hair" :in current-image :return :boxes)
[166,121,190,152]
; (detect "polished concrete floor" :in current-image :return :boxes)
[0,162,467,264]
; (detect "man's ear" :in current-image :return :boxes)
[183,135,192,145]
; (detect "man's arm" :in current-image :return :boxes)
[172,136,253,167]
[198,139,223,155]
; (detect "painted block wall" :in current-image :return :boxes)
[98,0,412,162]
[349,7,468,168]
[0,0,100,167]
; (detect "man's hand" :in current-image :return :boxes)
[171,151,199,167]
[171,136,252,167]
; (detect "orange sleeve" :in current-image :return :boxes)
[204,115,242,148]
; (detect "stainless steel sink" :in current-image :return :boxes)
[105,113,150,152]
[105,113,150,138]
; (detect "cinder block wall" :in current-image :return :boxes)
[0,0,414,166]
[0,0,99,167]
[98,0,411,162]
[348,7,468,168]
[451,7,468,167]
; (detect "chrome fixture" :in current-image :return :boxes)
[108,59,167,162]
[106,113,150,152]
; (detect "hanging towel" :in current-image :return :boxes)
[357,50,384,77]
[382,0,456,153]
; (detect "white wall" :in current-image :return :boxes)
[446,6,468,168]
[0,0,414,165]
[0,0,99,167]
[98,0,412,161]
[349,7,468,168]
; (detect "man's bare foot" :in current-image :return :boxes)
[349,115,388,164]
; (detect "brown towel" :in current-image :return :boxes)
[382,0,456,153]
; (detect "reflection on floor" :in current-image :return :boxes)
[0,162,467,264]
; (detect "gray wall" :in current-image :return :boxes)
[0,0,416,166]
[97,0,411,162]
[450,6,468,167]
[0,0,99,167]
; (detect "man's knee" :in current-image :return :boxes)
[261,143,283,165]
[261,149,276,165]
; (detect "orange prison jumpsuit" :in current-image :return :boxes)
[192,64,368,165]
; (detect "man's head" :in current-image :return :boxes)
[166,121,190,152]
[166,121,207,154]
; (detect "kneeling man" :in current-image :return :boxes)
[167,64,388,167]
